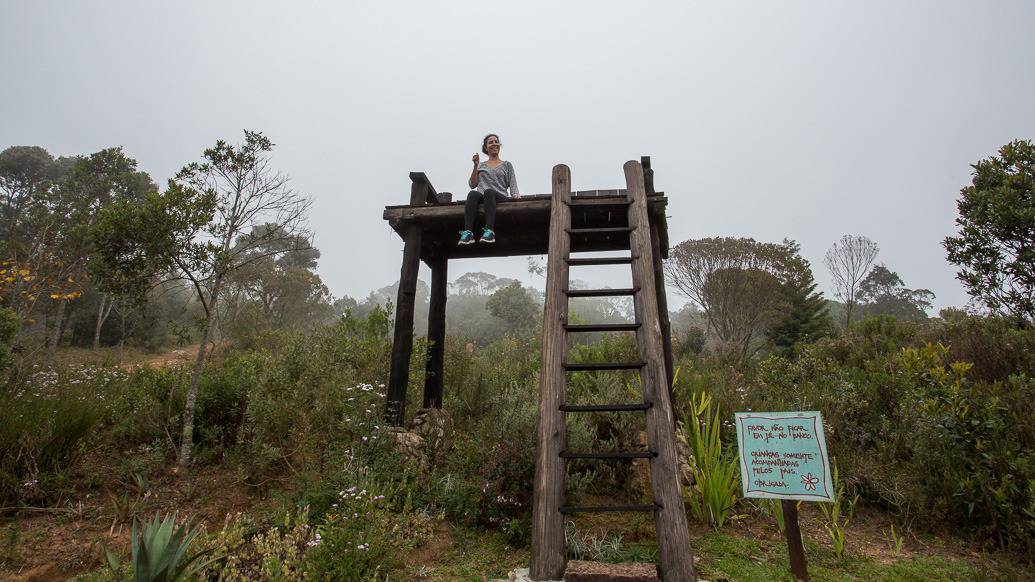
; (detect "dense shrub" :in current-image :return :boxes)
[927,310,1035,381]
[683,318,1035,553]
[0,366,118,504]
[0,307,18,373]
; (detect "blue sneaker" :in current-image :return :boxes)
[458,230,475,245]
[480,228,496,243]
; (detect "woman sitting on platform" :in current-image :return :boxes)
[459,133,520,245]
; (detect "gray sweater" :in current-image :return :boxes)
[476,160,520,198]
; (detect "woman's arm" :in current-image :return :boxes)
[469,154,480,189]
[507,162,520,198]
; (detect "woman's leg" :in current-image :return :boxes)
[463,190,483,231]
[482,189,508,230]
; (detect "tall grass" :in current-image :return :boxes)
[683,389,739,529]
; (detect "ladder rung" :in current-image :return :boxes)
[565,287,639,297]
[564,323,640,332]
[566,256,637,266]
[566,227,635,236]
[560,402,652,412]
[560,504,659,514]
[563,361,646,371]
[565,198,633,207]
[561,451,656,460]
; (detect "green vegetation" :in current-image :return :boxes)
[683,389,740,529]
[105,513,217,581]
[3,140,1033,579]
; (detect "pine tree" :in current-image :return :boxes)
[767,251,833,356]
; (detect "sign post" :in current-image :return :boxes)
[735,411,833,582]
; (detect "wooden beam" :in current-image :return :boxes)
[641,156,655,194]
[409,171,438,203]
[650,216,676,403]
[625,160,697,581]
[385,180,427,426]
[423,255,447,409]
[530,164,572,580]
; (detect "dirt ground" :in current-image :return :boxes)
[1,464,264,582]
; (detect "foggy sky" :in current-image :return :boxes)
[3,1,1034,312]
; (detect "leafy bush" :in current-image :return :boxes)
[0,307,18,373]
[0,366,116,504]
[928,310,1035,381]
[437,377,538,542]
[202,511,315,581]
[301,456,427,580]
[748,333,1034,552]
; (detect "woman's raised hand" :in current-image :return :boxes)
[472,153,480,165]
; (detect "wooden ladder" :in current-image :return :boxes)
[530,161,696,581]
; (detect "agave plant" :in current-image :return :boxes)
[106,512,220,581]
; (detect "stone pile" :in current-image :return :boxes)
[386,407,454,470]
[630,422,696,496]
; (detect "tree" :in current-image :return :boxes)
[666,237,808,358]
[92,182,214,357]
[170,131,312,467]
[824,234,879,328]
[0,147,78,336]
[944,139,1035,325]
[451,271,517,296]
[0,146,57,254]
[223,224,333,335]
[0,146,154,367]
[486,281,539,333]
[59,148,156,354]
[766,242,833,355]
[857,264,934,322]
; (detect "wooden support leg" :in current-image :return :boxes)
[650,219,675,394]
[626,161,697,581]
[423,255,447,409]
[385,224,422,426]
[530,165,571,581]
[386,179,430,426]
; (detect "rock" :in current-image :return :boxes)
[387,408,455,471]
[410,407,453,451]
[564,560,659,582]
[387,427,427,469]
[630,425,696,497]
[674,421,696,486]
[490,567,561,582]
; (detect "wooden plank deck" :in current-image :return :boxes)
[382,190,669,261]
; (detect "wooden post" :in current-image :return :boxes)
[530,164,571,581]
[641,155,655,196]
[423,255,447,409]
[626,160,697,581]
[642,156,675,394]
[782,500,809,581]
[385,176,429,426]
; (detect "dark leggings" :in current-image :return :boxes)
[463,189,508,231]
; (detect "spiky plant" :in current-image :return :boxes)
[106,512,219,581]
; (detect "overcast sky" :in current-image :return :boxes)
[3,1,1034,311]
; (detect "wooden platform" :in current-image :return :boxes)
[383,186,670,261]
[379,158,674,438]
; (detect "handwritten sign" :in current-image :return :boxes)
[734,411,834,502]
